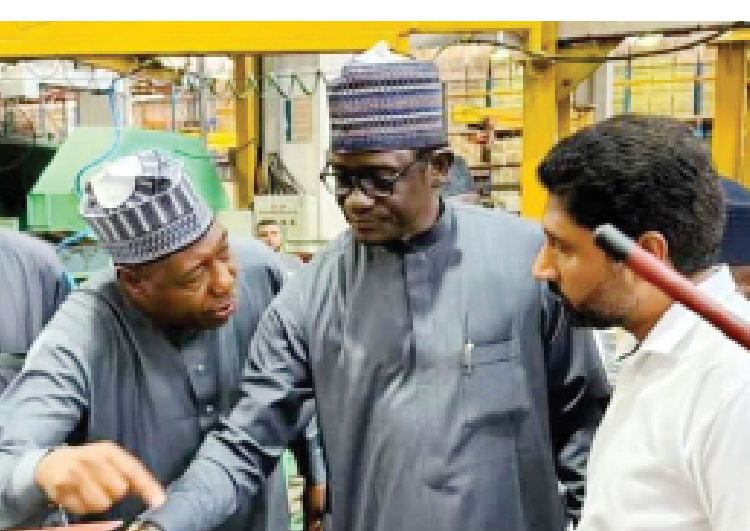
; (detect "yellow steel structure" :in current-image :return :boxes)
[0,21,608,216]
[522,21,558,219]
[557,96,571,139]
[715,28,750,43]
[554,42,619,101]
[712,37,748,188]
[0,22,543,57]
[450,106,523,128]
[233,55,258,209]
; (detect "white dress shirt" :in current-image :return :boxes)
[577,266,750,531]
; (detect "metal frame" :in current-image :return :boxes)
[712,37,748,187]
[0,21,614,217]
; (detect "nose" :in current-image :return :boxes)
[344,187,375,213]
[532,244,558,282]
[210,256,236,297]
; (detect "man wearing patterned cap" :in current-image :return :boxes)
[137,45,607,531]
[0,150,328,531]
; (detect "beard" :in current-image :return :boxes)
[548,280,630,329]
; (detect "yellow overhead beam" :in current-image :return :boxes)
[0,21,540,57]
[522,21,558,220]
[555,42,619,101]
[712,41,747,182]
[714,28,750,42]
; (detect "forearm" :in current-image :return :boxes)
[141,450,239,531]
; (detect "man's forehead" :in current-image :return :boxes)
[542,196,572,229]
[167,223,226,265]
[542,196,590,239]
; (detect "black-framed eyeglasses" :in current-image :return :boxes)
[319,153,428,200]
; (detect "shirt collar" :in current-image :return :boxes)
[380,199,454,254]
[634,265,739,359]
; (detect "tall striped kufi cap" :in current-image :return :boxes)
[80,150,213,264]
[327,43,447,153]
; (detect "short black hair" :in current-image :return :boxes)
[538,114,724,275]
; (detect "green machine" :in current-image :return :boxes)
[27,126,230,232]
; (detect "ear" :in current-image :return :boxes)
[426,151,455,190]
[429,151,455,176]
[636,231,670,262]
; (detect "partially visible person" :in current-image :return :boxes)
[0,229,71,393]
[0,150,327,531]
[533,114,750,531]
[719,178,750,299]
[438,155,480,204]
[256,219,304,274]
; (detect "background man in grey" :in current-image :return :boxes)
[0,151,327,531]
[533,115,750,531]
[256,219,304,274]
[136,47,607,531]
[0,229,71,392]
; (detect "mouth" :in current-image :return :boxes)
[209,299,236,320]
[349,219,380,230]
[352,223,378,231]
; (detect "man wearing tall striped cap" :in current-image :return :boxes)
[139,44,607,531]
[0,150,328,531]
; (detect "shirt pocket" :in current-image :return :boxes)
[458,339,531,463]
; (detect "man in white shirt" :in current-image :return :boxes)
[532,114,750,531]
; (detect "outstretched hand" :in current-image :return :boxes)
[35,441,166,515]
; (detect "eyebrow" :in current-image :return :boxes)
[179,230,229,279]
[543,227,559,242]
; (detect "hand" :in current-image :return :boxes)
[35,441,166,515]
[304,483,328,531]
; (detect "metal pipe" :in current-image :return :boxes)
[594,224,750,351]
[559,21,750,45]
[170,84,177,133]
[198,56,209,147]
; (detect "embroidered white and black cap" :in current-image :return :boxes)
[80,150,213,264]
